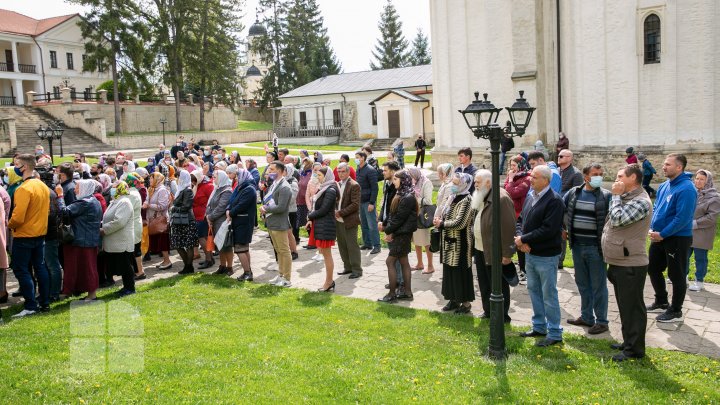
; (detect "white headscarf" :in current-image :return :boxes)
[313,167,336,205]
[175,170,192,198]
[207,170,231,206]
[442,173,473,217]
[77,179,96,199]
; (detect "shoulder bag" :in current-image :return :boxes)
[417,197,437,229]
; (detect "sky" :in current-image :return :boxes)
[3,0,431,73]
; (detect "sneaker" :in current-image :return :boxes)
[12,309,37,318]
[656,310,683,323]
[518,271,527,284]
[267,263,279,271]
[646,302,668,312]
[689,281,704,292]
[312,253,324,262]
[370,247,381,254]
[275,277,292,288]
[268,275,281,285]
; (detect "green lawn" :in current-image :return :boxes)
[237,120,273,131]
[1,275,718,403]
[247,142,359,151]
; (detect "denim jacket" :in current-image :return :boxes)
[59,196,103,247]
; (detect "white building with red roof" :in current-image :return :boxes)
[0,9,110,106]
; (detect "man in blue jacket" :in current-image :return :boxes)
[355,151,381,254]
[646,154,697,323]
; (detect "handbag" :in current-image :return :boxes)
[417,198,437,229]
[206,227,214,252]
[429,228,441,253]
[60,223,75,244]
[141,225,150,255]
[148,213,168,235]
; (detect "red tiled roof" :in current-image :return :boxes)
[0,9,77,37]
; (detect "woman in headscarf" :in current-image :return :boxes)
[97,173,113,205]
[145,172,172,269]
[5,166,23,211]
[392,138,406,168]
[170,170,198,274]
[145,157,156,175]
[296,157,313,248]
[55,179,103,300]
[689,170,720,292]
[92,180,108,213]
[433,173,475,314]
[158,150,174,175]
[193,168,215,268]
[226,164,239,190]
[206,170,233,275]
[378,170,417,302]
[407,167,435,274]
[104,167,117,184]
[100,181,136,296]
[125,172,146,279]
[306,166,339,292]
[285,164,300,258]
[504,154,532,281]
[95,174,115,288]
[166,165,178,196]
[434,163,454,221]
[226,169,258,281]
[313,151,324,164]
[304,162,322,255]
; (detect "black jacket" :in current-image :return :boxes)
[308,185,338,241]
[356,163,378,204]
[517,188,564,257]
[384,193,418,236]
[170,188,194,225]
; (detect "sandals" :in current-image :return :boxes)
[411,265,424,271]
[421,268,435,274]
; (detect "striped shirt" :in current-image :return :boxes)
[571,189,599,245]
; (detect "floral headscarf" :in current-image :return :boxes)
[125,172,143,189]
[114,181,129,199]
[511,155,530,172]
[394,170,414,197]
[406,167,428,198]
[442,173,473,216]
[313,167,336,204]
[437,163,454,184]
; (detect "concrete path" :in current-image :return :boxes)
[4,229,718,358]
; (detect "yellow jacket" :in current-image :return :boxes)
[8,178,49,238]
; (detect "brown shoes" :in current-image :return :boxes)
[588,323,609,335]
[567,317,594,327]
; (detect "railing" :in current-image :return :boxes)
[273,126,342,138]
[18,64,36,74]
[33,92,62,103]
[0,96,16,106]
[0,62,13,72]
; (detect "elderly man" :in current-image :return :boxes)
[563,163,611,334]
[602,164,653,361]
[335,163,363,278]
[472,169,517,322]
[515,165,565,347]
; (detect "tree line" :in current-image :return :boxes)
[370,0,431,71]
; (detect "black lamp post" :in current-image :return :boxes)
[160,118,167,146]
[35,122,65,164]
[459,90,535,360]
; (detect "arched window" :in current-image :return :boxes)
[644,14,661,64]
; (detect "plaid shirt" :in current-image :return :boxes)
[609,194,651,227]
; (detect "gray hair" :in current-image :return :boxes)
[475,169,492,184]
[336,162,349,171]
[226,164,238,175]
[533,165,552,182]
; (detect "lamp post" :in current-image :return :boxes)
[459,90,535,360]
[35,121,64,164]
[160,118,167,146]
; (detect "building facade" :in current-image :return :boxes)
[430,0,720,172]
[237,18,269,103]
[0,10,110,106]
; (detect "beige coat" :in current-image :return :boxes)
[692,171,720,250]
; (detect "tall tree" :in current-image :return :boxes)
[73,0,151,135]
[370,0,409,70]
[408,28,431,66]
[251,0,289,108]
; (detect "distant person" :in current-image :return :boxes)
[625,147,638,164]
[261,162,293,287]
[688,170,720,292]
[334,163,363,279]
[392,138,406,168]
[554,132,569,162]
[637,153,657,197]
[414,134,426,167]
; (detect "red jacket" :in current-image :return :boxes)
[504,172,531,218]
[93,193,107,214]
[193,181,214,220]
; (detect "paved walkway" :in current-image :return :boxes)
[4,230,718,358]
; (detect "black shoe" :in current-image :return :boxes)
[337,270,352,275]
[377,294,397,303]
[236,272,253,282]
[610,343,625,351]
[291,252,299,261]
[349,274,362,279]
[11,290,23,298]
[656,310,683,323]
[213,266,229,275]
[178,266,195,275]
[197,260,215,270]
[117,289,136,297]
[303,245,317,250]
[39,306,50,313]
[360,245,372,250]
[536,338,563,347]
[396,292,414,301]
[213,251,220,257]
[134,274,147,281]
[442,301,459,312]
[0,292,7,304]
[317,281,336,292]
[520,330,547,338]
[646,302,669,312]
[612,352,644,362]
[454,304,471,314]
[370,247,381,254]
[142,254,151,262]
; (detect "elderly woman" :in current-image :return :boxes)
[297,158,313,244]
[192,168,215,268]
[171,170,198,274]
[306,167,339,292]
[689,170,720,291]
[55,179,103,300]
[407,167,435,274]
[433,173,474,314]
[378,170,418,302]
[504,154,532,281]
[304,162,322,254]
[227,169,258,281]
[145,172,173,269]
[434,163,454,221]
[100,181,136,296]
[125,173,146,279]
[207,170,233,275]
[157,150,174,175]
[226,164,239,189]
[97,173,113,205]
[285,164,300,257]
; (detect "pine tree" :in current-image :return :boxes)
[408,28,431,66]
[370,0,409,70]
[251,0,289,108]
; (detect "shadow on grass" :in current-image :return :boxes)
[617,355,685,395]
[249,283,282,298]
[478,360,514,402]
[298,291,333,307]
[375,301,418,319]
[190,274,238,289]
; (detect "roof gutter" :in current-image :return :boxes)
[421,101,430,139]
[32,37,47,94]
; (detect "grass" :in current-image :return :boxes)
[237,120,273,131]
[246,142,359,151]
[0,275,718,403]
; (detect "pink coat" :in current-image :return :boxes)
[0,202,8,268]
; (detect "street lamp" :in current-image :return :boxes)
[35,122,65,164]
[459,90,535,360]
[160,118,167,145]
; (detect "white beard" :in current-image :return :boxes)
[471,188,489,210]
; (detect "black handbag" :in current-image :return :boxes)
[417,198,436,229]
[60,223,75,244]
[429,228,441,253]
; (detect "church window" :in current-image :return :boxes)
[644,14,661,64]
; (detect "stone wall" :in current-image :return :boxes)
[237,106,272,122]
[340,101,358,141]
[110,130,271,149]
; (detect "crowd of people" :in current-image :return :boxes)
[1,137,718,364]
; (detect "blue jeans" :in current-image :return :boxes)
[359,202,381,248]
[11,237,50,311]
[44,239,63,299]
[688,248,709,282]
[571,244,608,325]
[525,254,563,340]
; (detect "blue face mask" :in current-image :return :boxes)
[354,159,360,166]
[110,188,117,198]
[2,175,8,184]
[589,176,603,189]
[450,185,459,194]
[269,173,277,180]
[14,166,23,177]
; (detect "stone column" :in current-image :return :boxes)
[98,89,108,104]
[25,91,36,106]
[134,94,141,104]
[13,80,24,105]
[10,41,18,72]
[187,94,194,106]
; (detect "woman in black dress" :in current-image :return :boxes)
[378,170,418,303]
[433,173,475,314]
[170,170,198,274]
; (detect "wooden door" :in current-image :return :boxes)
[5,50,13,71]
[387,110,400,138]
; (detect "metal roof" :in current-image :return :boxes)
[280,65,432,99]
[272,101,341,110]
[369,89,429,105]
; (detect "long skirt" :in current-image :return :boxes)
[170,222,199,250]
[62,245,99,295]
[150,231,170,252]
[441,263,475,302]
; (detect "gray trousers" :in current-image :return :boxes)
[336,222,363,276]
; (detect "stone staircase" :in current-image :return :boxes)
[370,138,396,150]
[0,106,112,157]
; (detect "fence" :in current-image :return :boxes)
[273,126,342,138]
[0,96,16,106]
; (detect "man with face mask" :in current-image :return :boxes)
[562,162,611,334]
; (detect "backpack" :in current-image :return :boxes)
[368,157,383,182]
